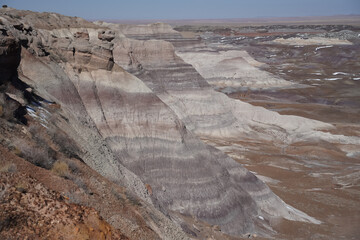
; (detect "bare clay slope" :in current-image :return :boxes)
[110,19,360,228]
[0,7,289,238]
[110,23,327,224]
[2,7,352,239]
[0,8,319,238]
[112,22,360,239]
[43,16,278,237]
[111,21,360,153]
[0,8,187,240]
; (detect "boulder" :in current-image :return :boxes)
[73,31,89,40]
[98,30,115,42]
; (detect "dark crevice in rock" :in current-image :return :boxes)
[13,105,27,125]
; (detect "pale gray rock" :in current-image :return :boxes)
[112,29,360,233]
[111,26,326,234]
[176,50,294,89]
[5,8,349,239]
[95,21,183,41]
[98,30,115,42]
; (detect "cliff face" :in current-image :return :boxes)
[108,18,360,231]
[2,7,356,239]
[110,25,328,234]
[0,8,187,240]
[95,21,183,41]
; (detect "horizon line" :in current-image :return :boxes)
[88,14,360,22]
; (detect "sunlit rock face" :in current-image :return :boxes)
[112,21,360,239]
[4,8,355,239]
[175,50,294,89]
[69,67,264,235]
[95,21,183,41]
[111,25,330,232]
[112,29,359,146]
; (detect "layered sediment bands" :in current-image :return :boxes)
[95,21,183,41]
[112,38,208,92]
[113,35,360,146]
[3,15,187,239]
[112,34,360,229]
[5,8,357,238]
[1,13,267,235]
[176,50,293,89]
[113,37,333,143]
[18,47,153,202]
[113,38,181,68]
[68,66,266,236]
[173,49,360,145]
[17,33,166,211]
[97,21,201,48]
[29,19,319,235]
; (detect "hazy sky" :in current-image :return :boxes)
[2,0,360,20]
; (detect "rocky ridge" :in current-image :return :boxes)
[2,7,358,239]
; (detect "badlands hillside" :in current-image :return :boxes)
[0,7,359,239]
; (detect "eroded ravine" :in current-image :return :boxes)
[1,7,360,240]
[171,24,360,239]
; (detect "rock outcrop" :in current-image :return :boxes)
[176,50,294,89]
[95,21,183,41]
[42,23,278,236]
[4,7,358,239]
[1,8,188,240]
[110,19,360,234]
